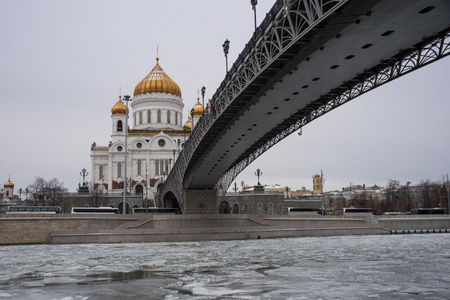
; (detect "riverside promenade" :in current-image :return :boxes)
[1,214,449,245]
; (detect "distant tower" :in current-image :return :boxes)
[3,176,14,198]
[313,174,322,194]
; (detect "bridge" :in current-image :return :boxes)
[160,0,450,213]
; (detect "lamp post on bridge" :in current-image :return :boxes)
[251,0,258,30]
[201,86,206,114]
[222,39,230,74]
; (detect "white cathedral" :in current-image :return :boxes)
[90,56,204,204]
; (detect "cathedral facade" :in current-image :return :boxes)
[90,56,203,209]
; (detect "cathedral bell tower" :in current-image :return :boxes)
[111,95,128,135]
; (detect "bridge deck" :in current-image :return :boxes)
[186,0,450,189]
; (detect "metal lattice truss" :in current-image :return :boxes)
[161,0,450,210]
[217,29,450,196]
[161,0,349,208]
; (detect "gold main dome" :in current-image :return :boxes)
[134,57,182,98]
[111,96,127,115]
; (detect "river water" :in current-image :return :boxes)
[0,234,448,299]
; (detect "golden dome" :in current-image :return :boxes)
[4,176,14,188]
[111,96,127,115]
[134,57,182,98]
[183,115,192,129]
[192,97,204,117]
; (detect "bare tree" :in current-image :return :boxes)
[46,178,67,206]
[27,177,67,206]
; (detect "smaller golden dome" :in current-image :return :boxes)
[111,96,127,115]
[4,176,14,188]
[192,95,204,117]
[183,115,192,129]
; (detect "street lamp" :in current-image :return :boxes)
[123,95,132,214]
[222,39,230,73]
[443,174,450,214]
[255,168,263,186]
[80,168,89,187]
[100,177,104,207]
[251,0,258,30]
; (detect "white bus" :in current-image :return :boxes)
[285,207,324,215]
[338,207,377,216]
[6,206,62,214]
[71,207,119,214]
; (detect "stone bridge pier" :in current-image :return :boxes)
[183,189,217,214]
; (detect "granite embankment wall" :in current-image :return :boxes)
[379,215,450,233]
[0,214,140,245]
[0,214,449,245]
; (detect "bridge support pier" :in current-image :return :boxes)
[184,189,217,214]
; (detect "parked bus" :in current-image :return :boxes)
[337,207,377,216]
[6,206,62,214]
[71,207,119,214]
[133,207,180,215]
[285,207,325,215]
[411,208,446,215]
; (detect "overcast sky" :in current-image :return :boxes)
[1,0,449,194]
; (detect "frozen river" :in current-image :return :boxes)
[0,234,448,299]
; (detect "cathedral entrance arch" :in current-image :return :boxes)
[218,201,231,214]
[117,201,131,214]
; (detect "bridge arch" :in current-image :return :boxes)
[218,200,231,214]
[161,191,182,212]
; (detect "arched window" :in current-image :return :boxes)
[155,160,159,175]
[257,203,262,213]
[139,111,143,125]
[175,112,178,125]
[147,110,151,123]
[167,110,171,124]
[117,120,123,132]
[160,160,164,175]
[134,113,137,127]
[137,160,141,176]
[157,110,161,123]
[99,165,103,180]
[117,163,122,178]
[165,160,169,175]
